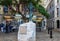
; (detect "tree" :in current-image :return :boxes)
[0,0,50,20]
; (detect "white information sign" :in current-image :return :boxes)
[18,21,36,41]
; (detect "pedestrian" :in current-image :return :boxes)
[38,22,41,31]
[50,29,53,38]
[5,21,10,33]
[0,23,1,31]
[0,23,5,32]
[48,27,50,34]
[48,27,53,38]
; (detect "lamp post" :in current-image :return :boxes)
[28,3,33,21]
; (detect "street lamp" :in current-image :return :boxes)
[28,3,34,21]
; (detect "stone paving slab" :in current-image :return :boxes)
[0,32,17,41]
[36,31,60,41]
[0,31,60,41]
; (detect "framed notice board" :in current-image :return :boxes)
[20,26,27,34]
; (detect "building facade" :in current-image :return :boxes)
[34,0,52,30]
[46,0,60,29]
[41,0,52,8]
[0,0,51,30]
[39,0,52,30]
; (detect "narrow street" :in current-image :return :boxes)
[0,30,60,41]
[37,30,60,41]
[0,32,17,41]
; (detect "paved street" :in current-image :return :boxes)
[0,32,17,41]
[37,30,60,41]
[0,30,60,41]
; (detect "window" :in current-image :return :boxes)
[57,0,59,3]
[57,20,60,28]
[52,11,54,18]
[49,5,51,9]
[43,21,45,26]
[57,8,59,17]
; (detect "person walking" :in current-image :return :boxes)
[5,21,10,33]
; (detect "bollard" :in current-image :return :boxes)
[50,30,53,38]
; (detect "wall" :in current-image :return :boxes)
[0,5,3,14]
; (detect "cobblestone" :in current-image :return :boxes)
[36,31,60,41]
[0,30,60,41]
[0,32,17,41]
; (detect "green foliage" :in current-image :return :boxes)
[31,0,50,18]
[0,0,12,6]
[0,0,50,18]
[36,4,50,18]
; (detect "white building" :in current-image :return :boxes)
[40,0,52,30]
[33,0,52,30]
[41,0,52,8]
[46,0,60,29]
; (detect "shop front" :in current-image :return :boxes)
[32,16,43,31]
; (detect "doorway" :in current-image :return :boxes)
[36,22,42,32]
[57,20,60,28]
